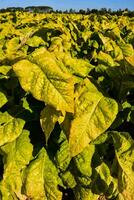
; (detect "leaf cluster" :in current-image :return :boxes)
[0,11,134,200]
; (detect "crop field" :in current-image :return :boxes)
[0,11,134,199]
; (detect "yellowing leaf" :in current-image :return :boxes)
[24,148,62,200]
[0,65,12,75]
[61,171,76,188]
[74,144,95,177]
[119,43,134,57]
[0,130,33,200]
[96,162,112,186]
[26,36,45,47]
[0,91,7,108]
[55,52,94,77]
[40,105,64,143]
[13,55,74,113]
[0,112,25,146]
[124,56,134,75]
[98,33,113,52]
[69,79,118,156]
[74,186,99,200]
[111,41,123,61]
[98,51,115,66]
[112,132,134,200]
[6,37,19,54]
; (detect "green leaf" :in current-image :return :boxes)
[107,56,134,79]
[24,148,62,200]
[21,97,33,113]
[69,79,118,156]
[55,131,71,172]
[77,176,92,187]
[106,56,134,100]
[92,40,99,49]
[130,108,134,124]
[74,186,99,200]
[111,131,134,200]
[0,91,7,108]
[91,162,119,198]
[74,144,95,177]
[61,171,76,188]
[95,162,112,190]
[13,51,74,113]
[0,130,33,200]
[92,132,109,145]
[0,112,25,146]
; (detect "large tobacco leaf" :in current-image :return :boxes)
[105,55,134,100]
[24,148,62,200]
[111,132,134,200]
[13,50,74,114]
[69,78,118,156]
[0,130,33,199]
[73,143,95,188]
